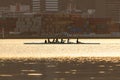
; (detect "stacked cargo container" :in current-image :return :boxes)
[40,13,116,36]
[15,14,41,35]
[68,16,113,34]
[41,13,72,36]
[88,18,112,34]
[109,23,120,36]
[0,13,118,37]
[0,17,17,33]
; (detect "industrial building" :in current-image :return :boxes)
[104,0,120,22]
[32,0,41,13]
[10,3,30,13]
[1,0,120,22]
[91,0,120,23]
[31,0,73,13]
[0,0,120,38]
[45,0,59,12]
[0,7,9,17]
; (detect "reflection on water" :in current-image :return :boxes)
[98,71,105,74]
[90,77,95,79]
[109,68,113,71]
[115,64,120,67]
[55,71,62,74]
[24,62,37,65]
[27,73,43,76]
[47,65,56,68]
[21,70,36,72]
[64,71,70,74]
[0,74,13,77]
[0,57,120,80]
[54,78,65,80]
[98,65,105,68]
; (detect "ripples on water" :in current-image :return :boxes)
[0,57,120,80]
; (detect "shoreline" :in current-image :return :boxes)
[0,37,120,39]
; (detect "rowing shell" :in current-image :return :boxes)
[24,42,100,45]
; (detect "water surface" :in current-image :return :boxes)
[0,58,120,80]
[0,39,120,80]
[0,39,120,58]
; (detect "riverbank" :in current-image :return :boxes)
[0,34,120,39]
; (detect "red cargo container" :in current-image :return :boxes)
[0,18,17,33]
[109,23,120,33]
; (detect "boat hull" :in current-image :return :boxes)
[24,42,100,45]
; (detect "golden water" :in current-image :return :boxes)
[0,39,120,58]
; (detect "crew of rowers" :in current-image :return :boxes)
[44,38,81,44]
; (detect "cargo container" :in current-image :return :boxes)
[0,17,17,33]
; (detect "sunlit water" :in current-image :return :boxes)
[0,39,120,80]
[0,58,120,80]
[0,39,120,58]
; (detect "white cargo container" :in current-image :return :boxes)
[15,14,42,35]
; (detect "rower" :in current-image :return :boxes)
[67,38,70,43]
[48,38,50,43]
[56,38,59,43]
[45,40,47,43]
[76,38,79,44]
[61,38,64,43]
